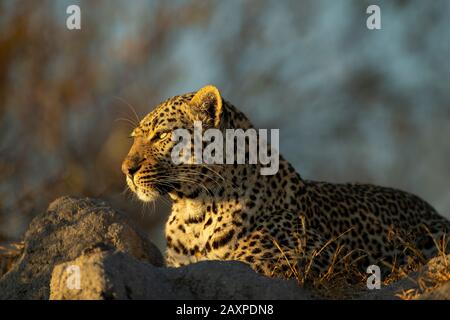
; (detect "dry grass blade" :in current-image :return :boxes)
[392,233,450,300]
[0,241,25,278]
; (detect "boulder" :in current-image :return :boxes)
[49,249,312,300]
[0,196,163,299]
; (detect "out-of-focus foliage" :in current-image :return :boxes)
[0,0,449,248]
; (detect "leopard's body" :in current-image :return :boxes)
[122,85,450,280]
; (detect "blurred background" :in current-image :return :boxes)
[0,0,449,250]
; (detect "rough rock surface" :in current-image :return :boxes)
[49,250,312,299]
[0,196,448,300]
[0,196,163,299]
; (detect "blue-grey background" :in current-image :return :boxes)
[0,0,449,249]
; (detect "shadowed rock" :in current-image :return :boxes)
[49,249,312,300]
[0,196,163,299]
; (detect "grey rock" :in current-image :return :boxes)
[49,249,313,300]
[0,196,163,299]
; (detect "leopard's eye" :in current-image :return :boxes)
[159,132,169,140]
[151,131,170,142]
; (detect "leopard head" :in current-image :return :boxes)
[121,85,226,202]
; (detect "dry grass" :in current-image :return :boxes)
[395,258,450,300]
[271,224,370,299]
[395,232,449,300]
[0,241,24,278]
[272,223,450,300]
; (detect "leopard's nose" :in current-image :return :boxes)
[122,159,143,178]
[127,163,142,177]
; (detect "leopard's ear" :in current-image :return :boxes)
[190,85,223,128]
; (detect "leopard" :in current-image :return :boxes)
[122,85,450,282]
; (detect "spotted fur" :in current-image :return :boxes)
[122,85,450,279]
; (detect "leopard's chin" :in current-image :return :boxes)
[135,187,160,202]
[126,176,157,202]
